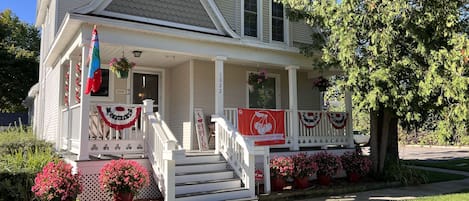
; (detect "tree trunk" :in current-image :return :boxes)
[370,107,399,175]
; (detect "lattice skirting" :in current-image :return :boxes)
[79,173,162,201]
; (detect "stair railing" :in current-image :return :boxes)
[143,100,184,201]
[211,114,256,198]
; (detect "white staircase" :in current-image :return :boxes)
[174,152,257,201]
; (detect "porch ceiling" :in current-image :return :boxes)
[100,44,192,68]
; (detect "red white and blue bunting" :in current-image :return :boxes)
[299,112,322,128]
[327,112,348,129]
[96,105,142,130]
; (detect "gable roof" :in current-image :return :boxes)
[104,0,216,29]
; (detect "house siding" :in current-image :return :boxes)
[56,0,91,35]
[43,66,60,143]
[262,0,270,42]
[291,20,314,44]
[215,0,239,34]
[169,62,191,149]
[297,71,320,110]
[105,0,216,29]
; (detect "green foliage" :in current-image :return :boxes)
[278,0,468,147]
[0,171,36,201]
[0,9,40,112]
[381,161,428,185]
[0,129,58,201]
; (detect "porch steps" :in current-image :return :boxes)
[174,152,256,201]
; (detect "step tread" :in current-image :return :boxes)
[225,197,259,201]
[176,178,240,186]
[175,187,248,198]
[175,169,233,176]
[176,160,226,166]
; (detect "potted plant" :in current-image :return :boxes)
[109,57,136,78]
[269,156,294,191]
[291,153,318,189]
[99,159,150,201]
[32,160,82,201]
[340,151,372,182]
[311,151,342,185]
[312,76,330,91]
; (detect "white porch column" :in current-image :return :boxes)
[345,90,355,148]
[286,65,300,151]
[78,45,90,160]
[66,59,74,151]
[214,56,226,115]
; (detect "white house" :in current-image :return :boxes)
[33,0,355,200]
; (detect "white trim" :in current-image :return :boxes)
[73,0,112,14]
[246,70,281,109]
[44,14,309,69]
[203,0,241,38]
[189,60,195,150]
[89,64,115,102]
[96,10,222,35]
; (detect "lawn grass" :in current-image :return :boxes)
[418,169,467,183]
[411,189,469,200]
[404,159,469,172]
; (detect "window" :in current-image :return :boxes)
[91,69,110,97]
[244,0,258,37]
[247,72,280,109]
[272,1,284,42]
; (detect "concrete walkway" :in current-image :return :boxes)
[298,166,469,201]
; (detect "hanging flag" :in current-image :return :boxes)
[85,25,101,94]
[237,108,285,146]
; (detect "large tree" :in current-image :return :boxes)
[279,0,469,174]
[0,9,40,112]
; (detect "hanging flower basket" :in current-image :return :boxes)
[248,69,268,88]
[109,57,135,79]
[115,69,129,79]
[313,76,330,91]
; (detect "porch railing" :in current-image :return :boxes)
[87,103,146,156]
[212,114,256,198]
[142,100,183,201]
[224,108,351,149]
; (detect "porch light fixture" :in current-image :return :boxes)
[132,50,142,58]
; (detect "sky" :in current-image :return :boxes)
[0,0,37,25]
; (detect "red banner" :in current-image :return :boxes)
[237,108,285,146]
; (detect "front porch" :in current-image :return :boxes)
[54,22,356,201]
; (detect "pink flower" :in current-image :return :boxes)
[31,161,82,201]
[99,159,150,196]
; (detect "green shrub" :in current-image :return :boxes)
[382,162,428,185]
[0,128,58,201]
[0,129,53,155]
[0,171,36,201]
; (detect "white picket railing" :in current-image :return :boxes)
[86,103,146,156]
[142,100,183,201]
[212,114,256,198]
[223,108,351,149]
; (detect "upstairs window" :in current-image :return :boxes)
[272,1,284,42]
[244,0,258,37]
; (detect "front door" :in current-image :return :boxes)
[132,72,159,112]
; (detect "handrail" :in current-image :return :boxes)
[211,114,256,198]
[142,99,182,201]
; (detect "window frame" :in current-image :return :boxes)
[246,71,281,109]
[241,0,262,40]
[270,0,288,44]
[90,65,114,102]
